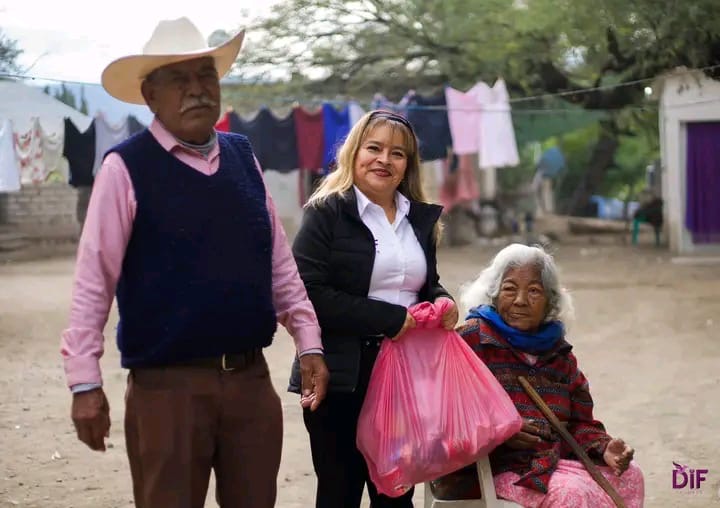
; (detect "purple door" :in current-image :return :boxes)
[686,122,720,243]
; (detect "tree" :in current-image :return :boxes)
[79,86,89,115]
[0,29,22,74]
[53,83,78,110]
[244,0,720,212]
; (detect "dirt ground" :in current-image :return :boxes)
[1,243,719,508]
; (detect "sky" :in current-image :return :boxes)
[1,0,279,85]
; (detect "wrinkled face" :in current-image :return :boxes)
[141,57,220,144]
[353,124,408,201]
[496,264,548,332]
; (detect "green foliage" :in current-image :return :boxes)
[244,0,720,101]
[229,0,717,208]
[0,29,22,74]
[600,109,659,200]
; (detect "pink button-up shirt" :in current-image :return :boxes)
[61,119,322,388]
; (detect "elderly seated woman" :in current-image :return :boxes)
[435,244,644,507]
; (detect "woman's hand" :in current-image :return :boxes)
[391,311,416,341]
[435,297,459,330]
[603,438,634,476]
[504,419,543,450]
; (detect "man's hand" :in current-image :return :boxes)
[435,297,459,330]
[391,311,416,341]
[299,353,329,411]
[505,419,543,450]
[71,388,110,452]
[603,438,634,476]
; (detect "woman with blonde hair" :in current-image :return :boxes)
[288,110,458,508]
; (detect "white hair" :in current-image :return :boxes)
[459,243,574,324]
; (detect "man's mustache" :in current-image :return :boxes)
[180,97,218,114]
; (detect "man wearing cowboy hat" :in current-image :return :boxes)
[61,17,329,507]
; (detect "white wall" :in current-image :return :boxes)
[659,69,720,255]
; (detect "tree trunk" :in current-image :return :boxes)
[566,119,620,215]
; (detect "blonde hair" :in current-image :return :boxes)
[306,110,430,206]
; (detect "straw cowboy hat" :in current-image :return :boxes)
[101,17,245,105]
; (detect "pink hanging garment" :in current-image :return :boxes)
[356,299,522,498]
[439,153,481,212]
[444,85,483,155]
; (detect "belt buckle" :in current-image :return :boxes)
[221,354,236,372]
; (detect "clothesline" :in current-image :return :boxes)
[6,63,720,109]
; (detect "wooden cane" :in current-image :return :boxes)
[517,376,627,508]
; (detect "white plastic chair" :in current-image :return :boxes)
[424,456,522,508]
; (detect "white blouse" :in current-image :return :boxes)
[354,186,428,308]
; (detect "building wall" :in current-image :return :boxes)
[659,70,720,255]
[0,183,78,233]
[1,173,306,242]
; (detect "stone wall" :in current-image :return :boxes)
[0,184,78,235]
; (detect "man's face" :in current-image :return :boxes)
[141,57,221,143]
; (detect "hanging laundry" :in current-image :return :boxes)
[419,160,443,204]
[228,111,243,133]
[39,123,67,183]
[407,92,452,161]
[371,93,401,113]
[93,113,130,176]
[229,107,298,172]
[370,92,413,117]
[293,106,324,172]
[536,146,565,178]
[215,110,231,132]
[439,153,480,213]
[0,119,21,192]
[14,118,47,185]
[348,101,366,127]
[444,84,484,155]
[64,117,96,188]
[322,103,350,172]
[127,115,147,135]
[476,79,519,169]
[262,169,303,224]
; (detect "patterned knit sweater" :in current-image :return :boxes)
[457,317,612,493]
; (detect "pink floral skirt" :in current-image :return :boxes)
[494,459,644,508]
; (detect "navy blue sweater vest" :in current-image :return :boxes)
[111,131,277,368]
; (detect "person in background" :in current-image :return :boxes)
[445,243,644,507]
[61,17,328,508]
[289,110,459,508]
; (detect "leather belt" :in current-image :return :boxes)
[172,349,261,371]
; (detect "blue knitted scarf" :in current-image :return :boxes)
[466,305,564,353]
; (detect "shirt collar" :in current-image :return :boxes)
[149,117,220,160]
[353,185,410,218]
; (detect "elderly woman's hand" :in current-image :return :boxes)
[603,438,634,476]
[435,297,459,330]
[504,419,543,450]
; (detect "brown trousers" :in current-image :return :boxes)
[124,354,283,508]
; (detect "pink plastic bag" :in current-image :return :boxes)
[356,299,523,497]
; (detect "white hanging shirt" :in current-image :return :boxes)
[15,118,47,185]
[354,186,427,308]
[476,79,520,169]
[93,113,130,176]
[0,119,21,192]
[348,101,366,127]
[39,123,67,183]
